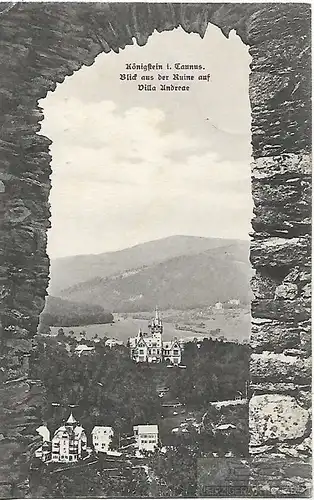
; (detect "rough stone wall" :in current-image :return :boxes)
[0,2,311,497]
[247,5,311,494]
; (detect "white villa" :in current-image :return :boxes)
[133,424,159,452]
[51,412,87,463]
[129,307,182,365]
[92,426,114,453]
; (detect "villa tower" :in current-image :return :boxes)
[129,307,181,365]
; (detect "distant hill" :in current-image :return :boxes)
[58,240,252,312]
[49,235,249,295]
[39,295,113,328]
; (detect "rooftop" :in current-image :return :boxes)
[133,424,158,433]
[92,426,113,432]
[66,412,77,424]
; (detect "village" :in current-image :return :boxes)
[33,307,248,477]
[34,411,160,464]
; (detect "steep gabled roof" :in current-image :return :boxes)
[66,412,77,425]
[137,337,148,348]
[162,340,181,349]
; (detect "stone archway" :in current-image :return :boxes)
[0,3,311,497]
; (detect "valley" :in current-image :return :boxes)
[43,236,252,344]
[50,305,250,344]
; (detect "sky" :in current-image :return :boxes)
[39,25,253,259]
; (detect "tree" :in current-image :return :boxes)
[37,323,51,335]
[149,444,198,497]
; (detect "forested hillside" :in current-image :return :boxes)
[60,243,251,311]
[49,235,250,295]
[39,296,113,328]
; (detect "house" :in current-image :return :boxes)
[216,423,236,431]
[228,299,240,306]
[51,412,87,463]
[133,424,159,452]
[105,338,124,348]
[214,302,223,310]
[129,307,182,364]
[92,426,114,453]
[215,423,237,437]
[162,339,181,364]
[74,344,95,356]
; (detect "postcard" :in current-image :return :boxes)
[0,1,311,498]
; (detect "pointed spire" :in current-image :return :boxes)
[66,412,77,425]
[155,306,160,321]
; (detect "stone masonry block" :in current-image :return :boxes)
[251,154,311,180]
[251,352,311,384]
[251,237,310,268]
[251,320,301,352]
[250,394,310,446]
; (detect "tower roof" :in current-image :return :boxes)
[66,412,77,425]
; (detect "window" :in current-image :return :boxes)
[139,349,144,354]
[173,350,179,355]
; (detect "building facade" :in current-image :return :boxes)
[51,413,87,463]
[129,308,182,365]
[133,424,159,452]
[34,440,52,462]
[92,426,114,453]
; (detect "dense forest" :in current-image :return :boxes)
[30,336,162,434]
[167,339,249,406]
[30,335,249,432]
[39,296,113,329]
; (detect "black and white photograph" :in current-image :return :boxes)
[0,1,311,498]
